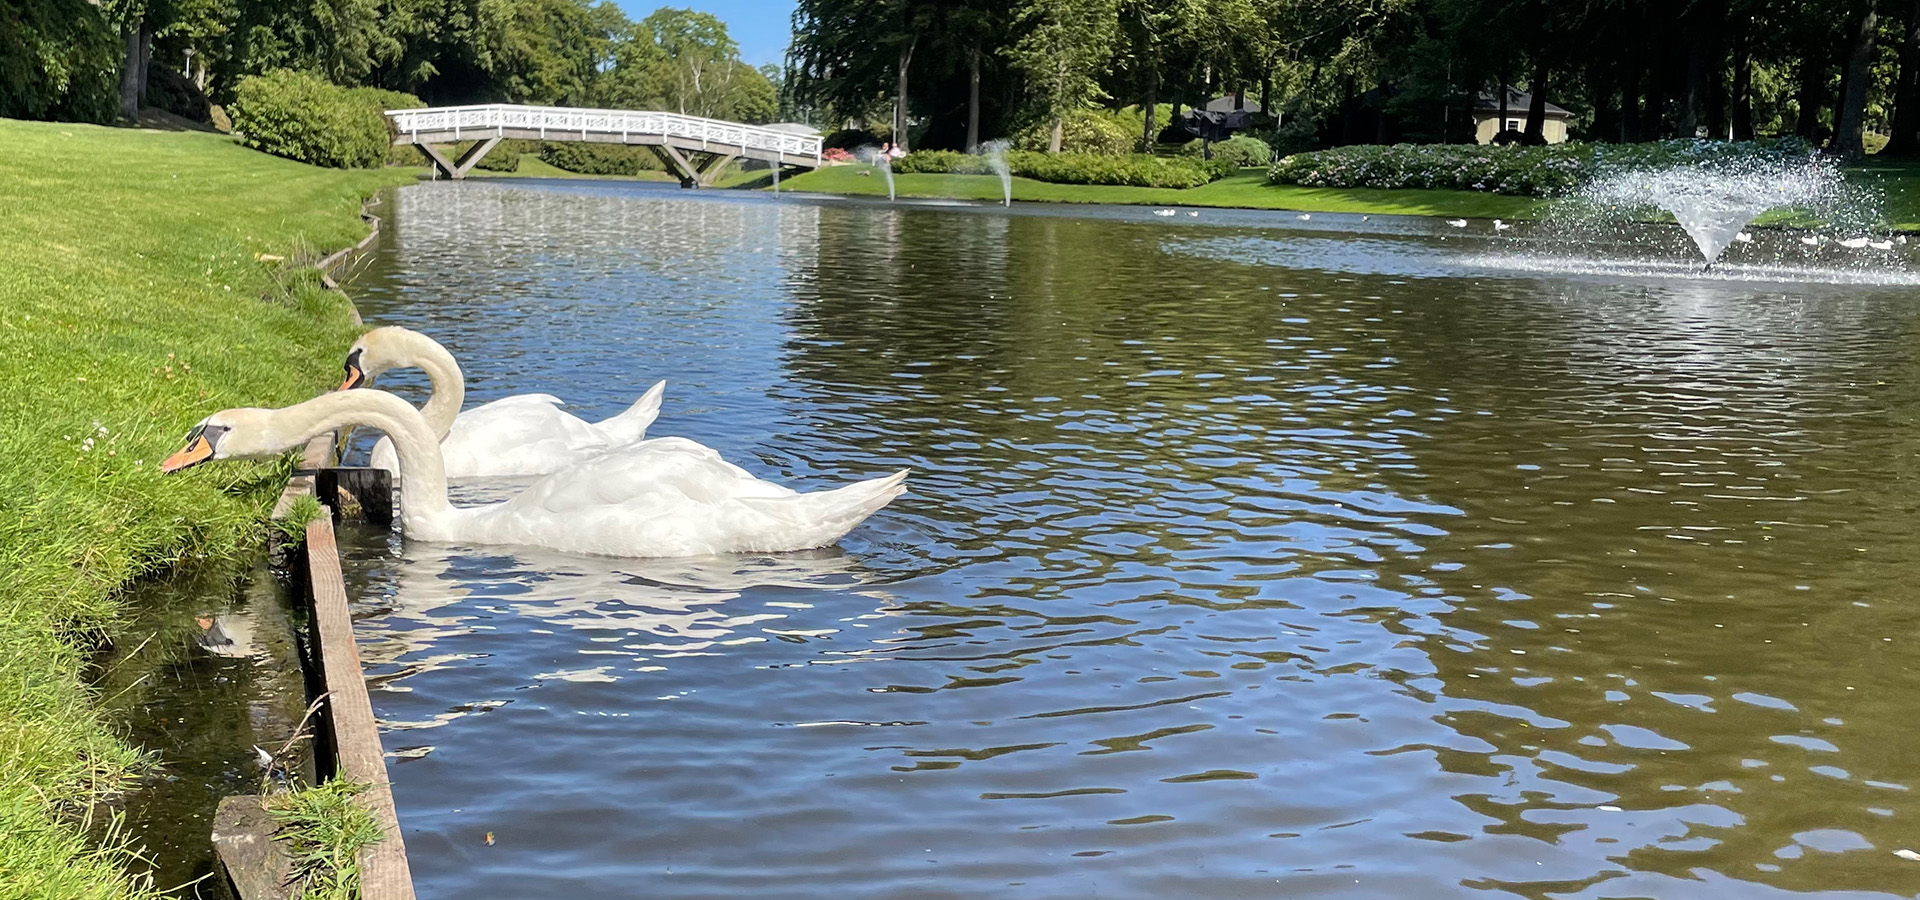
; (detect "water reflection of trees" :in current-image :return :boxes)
[778,208,1920,893]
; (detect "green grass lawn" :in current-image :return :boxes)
[766,165,1544,219]
[0,118,407,899]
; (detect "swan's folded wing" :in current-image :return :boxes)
[508,438,791,514]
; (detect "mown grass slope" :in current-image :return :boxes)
[0,118,407,899]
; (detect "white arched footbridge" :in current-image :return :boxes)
[386,104,824,186]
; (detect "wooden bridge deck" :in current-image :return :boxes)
[386,104,824,186]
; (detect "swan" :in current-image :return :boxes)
[1296,213,1311,221]
[1153,209,1176,217]
[1446,218,1468,228]
[1492,219,1511,231]
[160,390,909,557]
[1871,239,1895,251]
[1734,232,1753,243]
[341,327,665,478]
[1800,235,1822,246]
[1839,236,1870,249]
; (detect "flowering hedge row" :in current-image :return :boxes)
[893,149,1233,189]
[1268,137,1818,197]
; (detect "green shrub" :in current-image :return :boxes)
[145,65,211,123]
[1267,137,1818,197]
[342,87,426,166]
[1013,108,1141,155]
[1181,134,1273,167]
[895,148,1231,188]
[537,142,663,176]
[230,70,391,168]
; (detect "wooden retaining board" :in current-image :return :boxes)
[307,514,416,900]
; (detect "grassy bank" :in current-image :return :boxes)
[0,118,407,898]
[763,165,1544,218]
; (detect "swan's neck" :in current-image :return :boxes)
[392,330,465,440]
[267,391,458,534]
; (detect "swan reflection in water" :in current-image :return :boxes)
[347,529,901,733]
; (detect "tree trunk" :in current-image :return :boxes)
[894,39,914,151]
[1836,4,1878,159]
[1891,0,1920,153]
[1497,77,1510,142]
[1619,63,1640,142]
[1259,58,1272,119]
[1732,19,1755,140]
[1643,66,1666,139]
[1142,69,1158,153]
[966,47,981,153]
[1524,65,1549,142]
[1683,37,1707,136]
[1048,116,1064,152]
[119,25,140,120]
[1796,52,1827,138]
[136,27,151,106]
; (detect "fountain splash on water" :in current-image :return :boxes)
[1579,156,1846,266]
[855,145,897,201]
[980,139,1012,207]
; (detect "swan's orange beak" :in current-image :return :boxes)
[160,433,215,473]
[338,348,367,391]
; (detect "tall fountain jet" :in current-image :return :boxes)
[855,146,897,202]
[981,140,1012,207]
[1581,157,1844,267]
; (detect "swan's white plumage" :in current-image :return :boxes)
[179,391,907,558]
[352,327,664,478]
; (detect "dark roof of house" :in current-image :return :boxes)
[1201,94,1264,114]
[1474,88,1570,117]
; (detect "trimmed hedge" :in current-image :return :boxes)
[537,142,664,176]
[894,149,1232,189]
[1181,134,1273,168]
[1268,137,1818,198]
[229,70,421,169]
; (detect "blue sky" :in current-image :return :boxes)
[616,0,798,67]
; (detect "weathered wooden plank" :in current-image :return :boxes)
[213,795,298,900]
[307,515,416,900]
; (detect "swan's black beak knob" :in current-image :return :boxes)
[339,347,367,391]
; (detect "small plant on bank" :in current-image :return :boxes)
[269,779,383,900]
[275,494,327,542]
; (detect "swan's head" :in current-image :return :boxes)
[338,326,423,390]
[160,409,285,473]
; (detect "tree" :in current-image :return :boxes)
[1006,0,1119,151]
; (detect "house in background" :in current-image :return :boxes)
[1473,89,1571,144]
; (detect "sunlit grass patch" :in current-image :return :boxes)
[268,779,383,900]
[0,117,408,899]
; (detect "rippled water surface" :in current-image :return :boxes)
[342,180,1920,899]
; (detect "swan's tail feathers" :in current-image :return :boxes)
[598,380,666,445]
[740,469,909,549]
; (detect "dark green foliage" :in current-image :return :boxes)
[824,128,884,150]
[1268,138,1819,197]
[895,148,1231,188]
[348,87,427,165]
[0,0,120,123]
[1012,108,1142,155]
[229,70,417,169]
[145,66,212,123]
[1181,134,1273,167]
[538,142,663,175]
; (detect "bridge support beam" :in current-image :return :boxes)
[414,136,502,180]
[649,144,739,188]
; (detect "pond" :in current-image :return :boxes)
[341,179,1920,899]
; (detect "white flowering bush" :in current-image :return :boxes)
[1267,137,1818,198]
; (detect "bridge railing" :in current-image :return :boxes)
[386,104,822,160]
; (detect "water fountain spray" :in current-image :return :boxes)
[1580,156,1845,268]
[981,140,1012,207]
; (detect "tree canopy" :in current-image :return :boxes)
[5,0,779,125]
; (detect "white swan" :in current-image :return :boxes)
[341,327,664,478]
[160,390,909,557]
[1446,218,1468,228]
